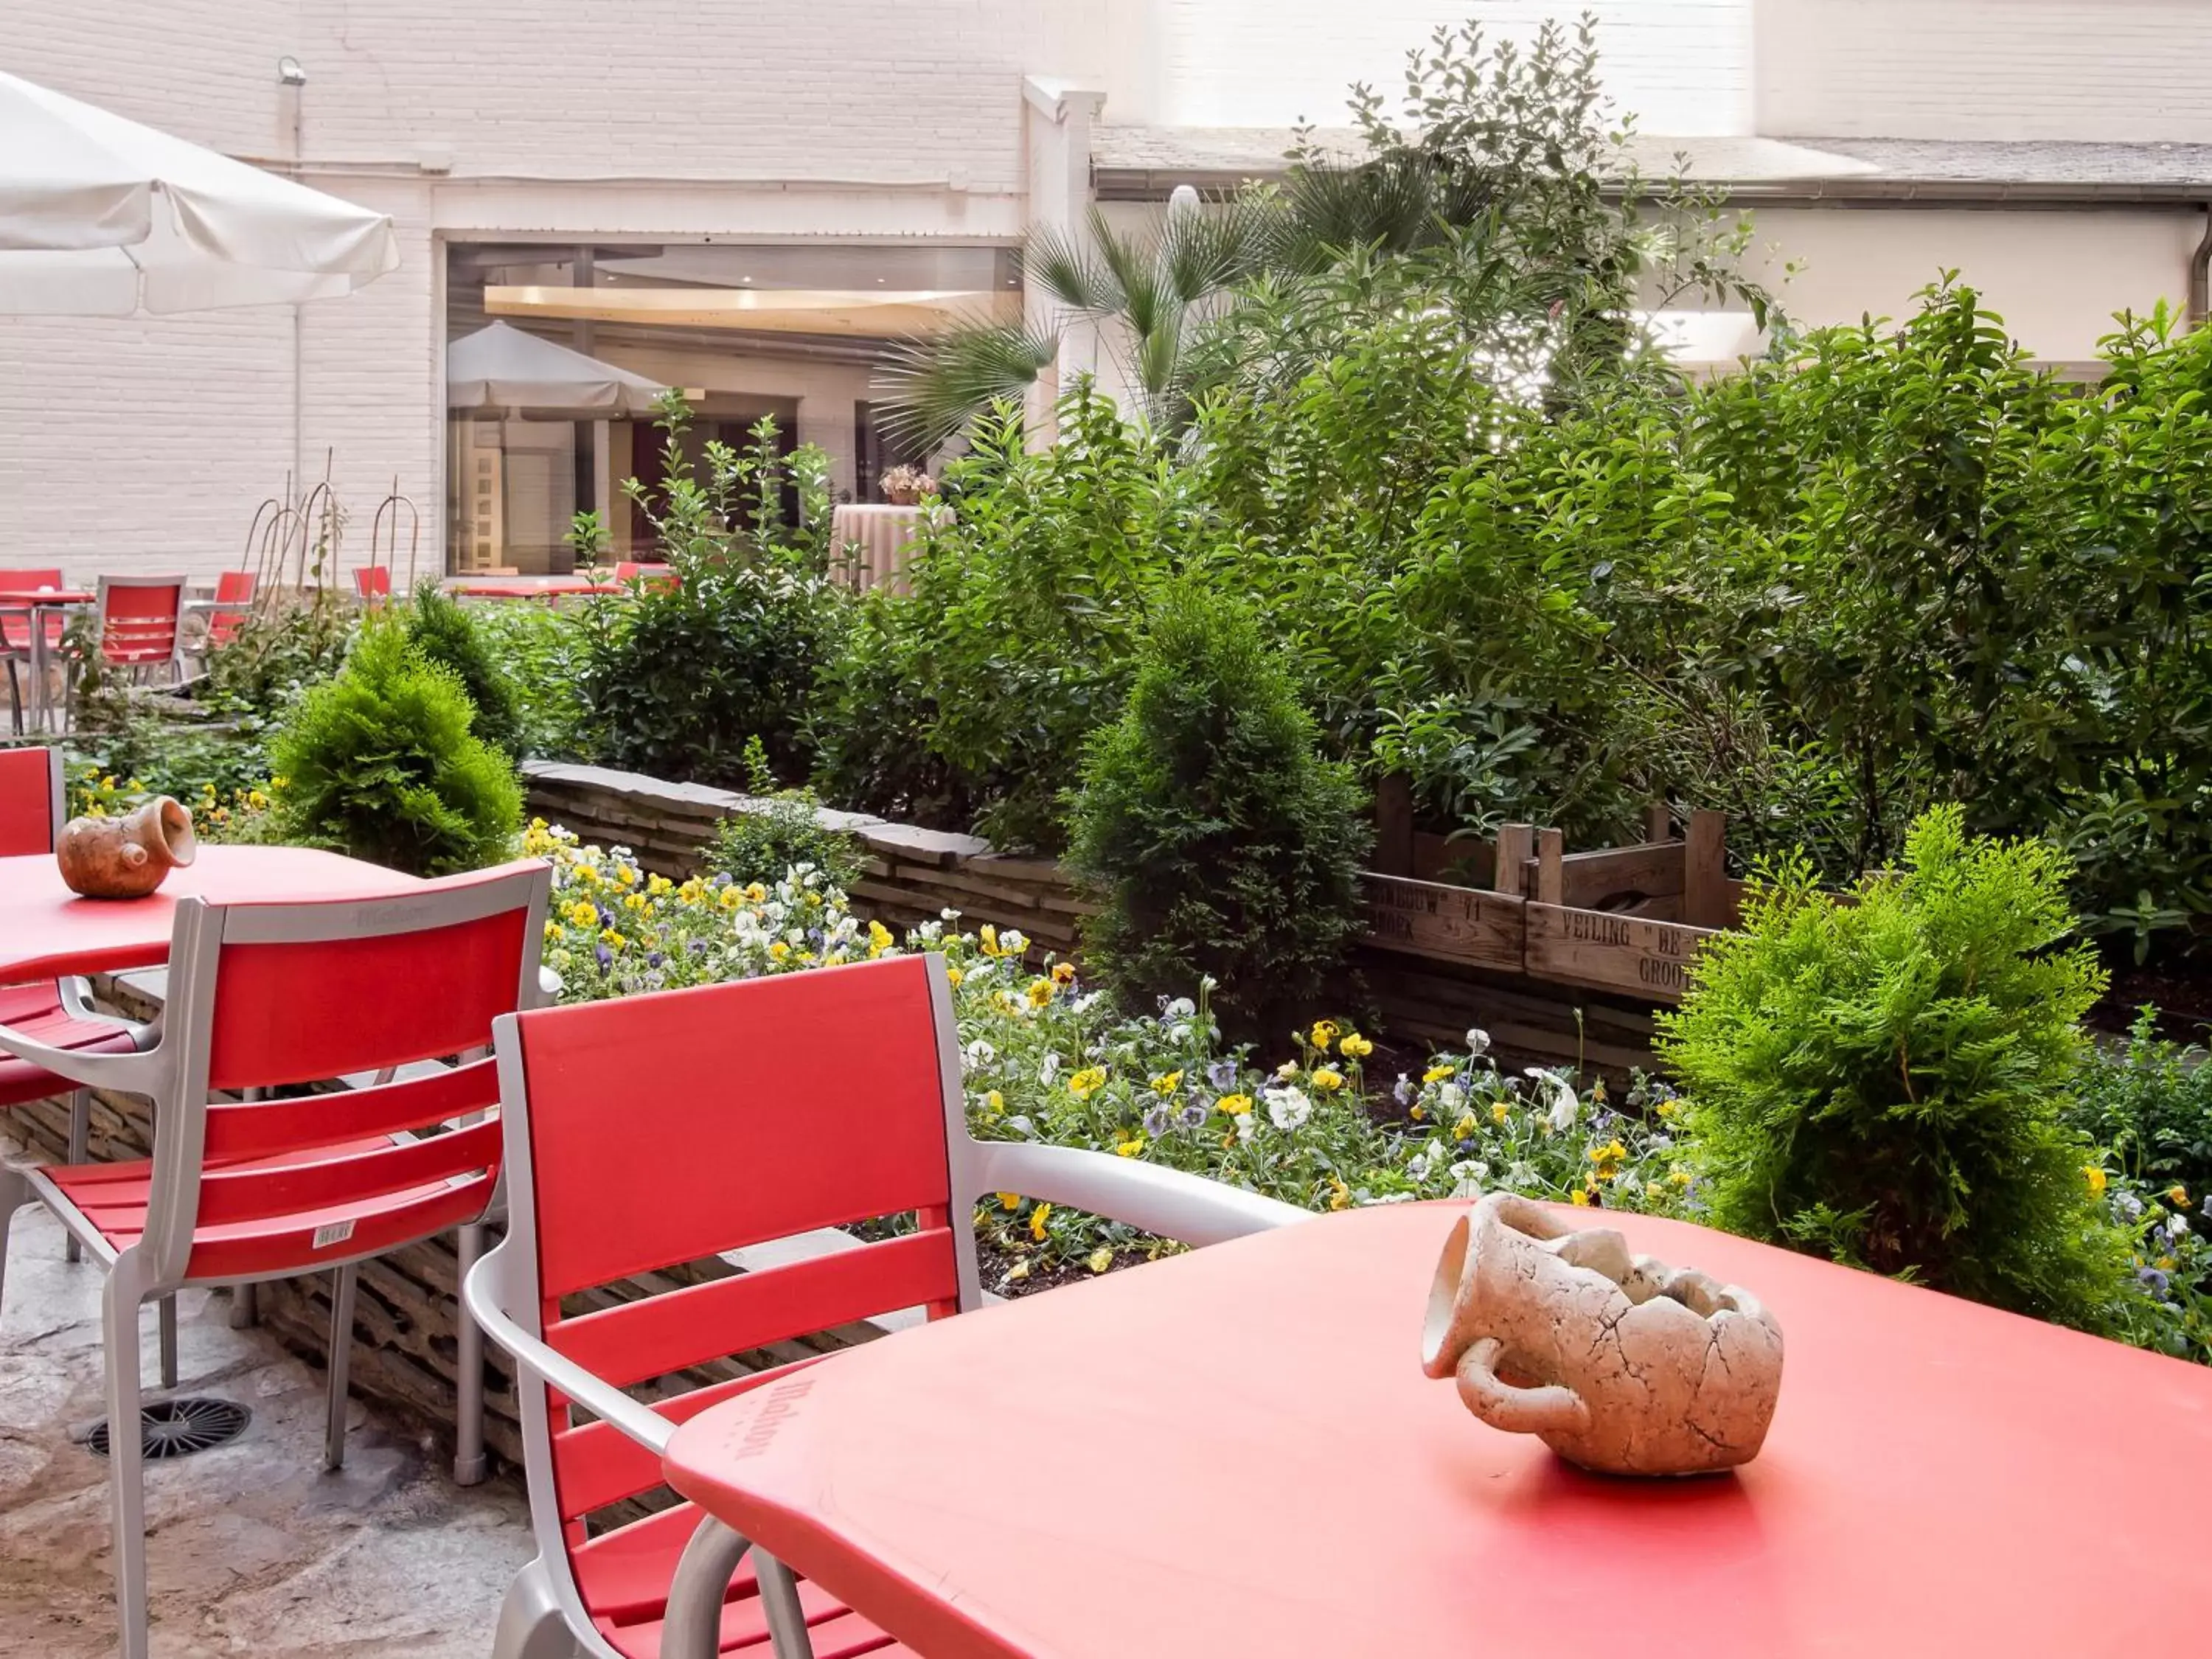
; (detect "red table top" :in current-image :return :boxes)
[665,1202,2212,1659]
[0,588,93,606]
[444,578,621,599]
[0,846,424,984]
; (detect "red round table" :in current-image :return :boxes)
[0,588,93,734]
[0,846,425,984]
[664,1202,2212,1659]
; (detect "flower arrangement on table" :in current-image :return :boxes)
[528,821,1691,1288]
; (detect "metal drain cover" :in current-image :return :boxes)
[86,1397,251,1460]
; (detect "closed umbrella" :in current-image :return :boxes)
[446,321,668,415]
[0,69,399,314]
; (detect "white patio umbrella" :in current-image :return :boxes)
[0,69,400,314]
[446,321,668,416]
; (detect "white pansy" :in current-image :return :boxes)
[1263,1085,1313,1131]
[1037,1051,1060,1085]
[1438,1081,1467,1112]
[1164,997,1197,1020]
[998,929,1029,956]
[1465,1027,1492,1057]
[963,1039,996,1068]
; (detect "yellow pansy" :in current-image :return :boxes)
[1215,1093,1253,1117]
[1115,1135,1144,1158]
[1068,1066,1107,1100]
[769,941,791,961]
[984,1090,1004,1115]
[979,925,1001,957]
[599,930,626,951]
[1087,1247,1114,1274]
[946,967,964,987]
[566,900,597,928]
[745,882,767,902]
[1570,1188,1590,1206]
[997,1192,1020,1211]
[1026,978,1054,1007]
[717,886,744,910]
[2168,1185,2191,1208]
[1310,1020,1340,1051]
[1029,1202,1052,1241]
[1491,1101,1511,1124]
[1311,1068,1345,1092]
[868,920,894,956]
[1422,1065,1455,1084]
[1150,1071,1183,1096]
[1328,1175,1350,1211]
[1051,961,1077,986]
[1453,1116,1475,1141]
[1339,1032,1373,1059]
[2082,1164,2108,1196]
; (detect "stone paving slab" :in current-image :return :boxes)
[0,1201,534,1657]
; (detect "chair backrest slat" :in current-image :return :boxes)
[0,745,60,856]
[515,957,956,1302]
[201,1058,495,1163]
[549,1355,829,1522]
[194,1116,501,1229]
[546,1226,957,1393]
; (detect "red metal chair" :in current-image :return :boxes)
[0,858,552,1659]
[465,953,1306,1659]
[0,748,150,1265]
[94,574,186,680]
[204,568,257,650]
[0,566,69,734]
[355,564,392,605]
[613,561,677,591]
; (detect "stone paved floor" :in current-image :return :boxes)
[0,1203,535,1657]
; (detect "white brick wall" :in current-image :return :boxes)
[1755,0,2212,141]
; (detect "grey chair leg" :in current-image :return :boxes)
[157,1295,178,1391]
[324,1263,358,1472]
[453,1222,487,1485]
[103,1262,153,1659]
[64,1088,88,1264]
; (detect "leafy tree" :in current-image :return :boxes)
[403,586,523,757]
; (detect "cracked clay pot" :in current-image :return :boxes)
[55,795,198,900]
[1421,1192,1784,1475]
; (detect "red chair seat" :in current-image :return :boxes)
[0,985,137,1109]
[576,1502,905,1658]
[44,1135,465,1261]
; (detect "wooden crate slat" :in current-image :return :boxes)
[1360,874,1525,971]
[1523,902,1714,1001]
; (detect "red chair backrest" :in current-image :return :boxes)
[0,744,59,858]
[97,577,184,666]
[153,860,550,1284]
[613,561,676,591]
[206,570,257,647]
[504,954,964,1528]
[0,567,65,652]
[354,566,392,600]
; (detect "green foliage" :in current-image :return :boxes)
[269,619,521,877]
[201,589,358,718]
[1068,584,1371,1039]
[2069,1011,2212,1202]
[701,737,866,890]
[582,395,848,787]
[815,386,1202,848]
[401,587,523,757]
[1656,807,2133,1331]
[466,600,593,759]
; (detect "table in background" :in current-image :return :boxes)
[0,588,91,734]
[0,845,425,985]
[829,504,933,595]
[444,577,622,602]
[664,1201,2212,1659]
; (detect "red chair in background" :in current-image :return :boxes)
[0,566,69,734]
[178,570,257,675]
[0,748,150,1266]
[465,953,1304,1659]
[0,858,553,1659]
[613,560,677,591]
[354,565,392,605]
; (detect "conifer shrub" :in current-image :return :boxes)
[1657,806,2134,1331]
[403,586,524,757]
[1068,583,1369,1040]
[270,619,522,877]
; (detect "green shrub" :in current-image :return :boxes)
[703,737,866,890]
[467,599,593,760]
[269,619,521,876]
[1656,806,2133,1330]
[1068,583,1370,1040]
[2068,1011,2212,1202]
[402,587,523,757]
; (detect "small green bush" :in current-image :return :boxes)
[270,620,522,877]
[703,737,866,890]
[1657,806,2133,1330]
[402,588,523,757]
[2068,1010,2212,1202]
[1068,583,1370,1040]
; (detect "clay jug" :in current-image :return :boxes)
[1421,1192,1784,1475]
[56,796,198,900]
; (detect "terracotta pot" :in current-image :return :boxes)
[56,796,198,900]
[1421,1192,1784,1475]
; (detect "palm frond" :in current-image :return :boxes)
[872,321,1062,454]
[1026,221,1121,314]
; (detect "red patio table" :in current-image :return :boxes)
[662,1201,2212,1659]
[0,587,93,734]
[0,845,425,985]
